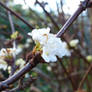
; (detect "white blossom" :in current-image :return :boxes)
[0,48,17,70]
[42,34,71,62]
[28,27,50,45]
[0,48,16,60]
[28,28,71,62]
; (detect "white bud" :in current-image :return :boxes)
[47,66,52,71]
[86,55,92,62]
[69,39,79,47]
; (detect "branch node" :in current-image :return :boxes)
[81,0,89,10]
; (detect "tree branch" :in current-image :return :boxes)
[57,57,76,90]
[78,64,92,89]
[8,77,36,92]
[6,0,16,75]
[0,1,34,29]
[0,52,41,91]
[56,0,91,37]
[35,0,59,30]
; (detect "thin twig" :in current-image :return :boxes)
[8,77,36,92]
[57,57,76,90]
[6,1,16,75]
[36,0,90,66]
[78,64,92,89]
[0,1,34,29]
[36,0,59,30]
[56,0,91,37]
[32,68,57,89]
[0,12,30,38]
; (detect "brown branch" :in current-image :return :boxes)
[8,77,36,92]
[0,12,30,38]
[0,1,34,29]
[23,0,48,26]
[74,49,90,65]
[34,68,87,83]
[0,52,41,91]
[32,68,57,89]
[6,8,16,76]
[35,0,60,30]
[56,0,91,37]
[78,64,92,90]
[57,57,76,90]
[36,0,90,66]
[0,63,31,91]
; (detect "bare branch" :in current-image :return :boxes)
[0,1,34,29]
[56,0,91,37]
[0,52,41,91]
[6,0,16,75]
[78,64,92,89]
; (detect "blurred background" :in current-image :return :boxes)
[0,0,92,92]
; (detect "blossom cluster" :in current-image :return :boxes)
[0,48,15,70]
[0,48,25,71]
[28,28,71,62]
[0,48,15,60]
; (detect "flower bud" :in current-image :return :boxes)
[86,55,92,62]
[69,39,79,47]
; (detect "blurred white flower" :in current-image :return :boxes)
[23,38,33,49]
[69,39,79,47]
[47,66,52,71]
[25,73,30,78]
[0,48,16,60]
[0,59,7,70]
[26,38,32,44]
[28,28,71,62]
[16,44,24,54]
[15,58,25,69]
[24,43,30,48]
